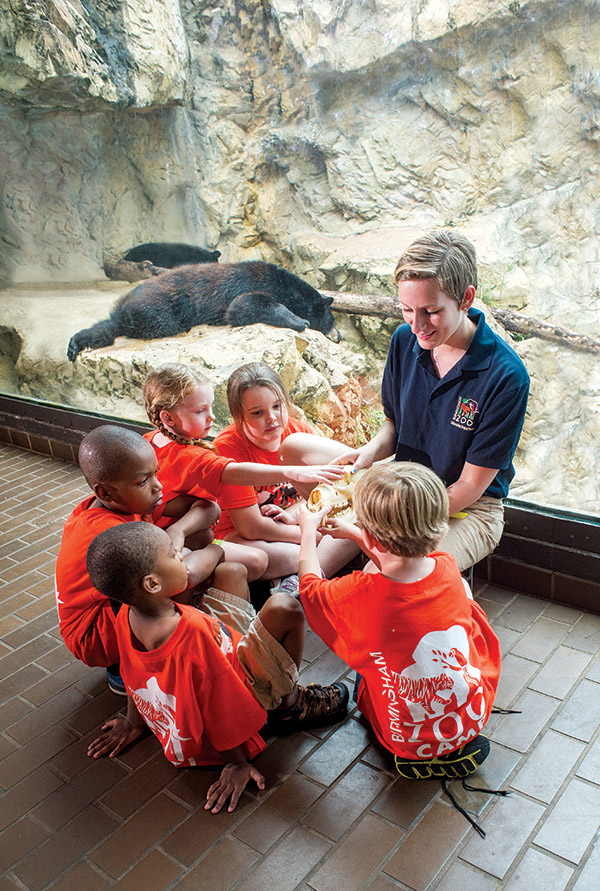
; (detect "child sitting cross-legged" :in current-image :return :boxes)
[86,521,349,814]
[54,424,248,695]
[143,363,349,583]
[297,461,501,783]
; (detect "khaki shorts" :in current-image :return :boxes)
[439,496,505,572]
[237,616,298,711]
[201,588,298,711]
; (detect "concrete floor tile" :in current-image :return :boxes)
[576,735,600,784]
[564,615,600,654]
[310,815,402,891]
[89,793,188,878]
[494,654,538,708]
[299,716,371,786]
[12,805,118,891]
[503,848,573,890]
[372,776,440,829]
[234,773,323,852]
[460,793,545,879]
[304,761,392,841]
[585,654,600,682]
[529,646,592,699]
[238,826,330,891]
[110,850,183,891]
[434,862,498,890]
[511,730,585,802]
[572,839,600,890]
[534,778,600,863]
[494,595,546,632]
[510,617,569,663]
[551,679,600,741]
[42,861,110,891]
[384,802,468,890]
[173,838,258,891]
[491,688,559,753]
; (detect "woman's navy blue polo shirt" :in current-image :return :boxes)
[381,308,530,499]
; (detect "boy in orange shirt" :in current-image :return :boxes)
[298,462,501,779]
[55,425,247,692]
[86,521,349,813]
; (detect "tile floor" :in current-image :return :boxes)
[1,442,600,891]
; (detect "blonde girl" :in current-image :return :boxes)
[143,364,345,582]
[213,362,358,581]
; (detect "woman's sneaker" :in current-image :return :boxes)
[267,682,349,735]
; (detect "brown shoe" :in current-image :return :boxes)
[267,682,349,735]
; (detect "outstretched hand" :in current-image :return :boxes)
[329,448,376,471]
[205,761,265,814]
[297,502,330,534]
[87,713,144,760]
[318,515,359,540]
[286,464,346,487]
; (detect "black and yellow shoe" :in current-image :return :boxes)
[394,735,490,780]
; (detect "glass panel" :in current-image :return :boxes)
[0,1,598,518]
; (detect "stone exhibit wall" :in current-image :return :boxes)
[0,0,599,513]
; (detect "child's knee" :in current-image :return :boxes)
[251,549,269,579]
[261,592,303,626]
[213,562,249,597]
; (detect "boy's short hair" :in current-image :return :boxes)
[87,522,164,604]
[393,230,477,307]
[78,425,150,487]
[354,462,449,558]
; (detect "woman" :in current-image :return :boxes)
[282,230,530,572]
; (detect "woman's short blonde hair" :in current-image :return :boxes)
[393,230,477,307]
[227,362,291,430]
[354,462,449,557]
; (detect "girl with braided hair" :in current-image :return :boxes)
[143,364,347,583]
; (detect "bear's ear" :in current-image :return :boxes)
[322,294,334,306]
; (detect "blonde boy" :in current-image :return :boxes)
[298,462,501,778]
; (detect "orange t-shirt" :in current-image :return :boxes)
[144,430,234,503]
[213,418,313,537]
[115,603,267,766]
[300,552,501,760]
[54,495,157,667]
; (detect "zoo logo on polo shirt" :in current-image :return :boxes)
[451,396,479,431]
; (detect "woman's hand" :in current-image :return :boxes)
[87,712,144,759]
[205,761,265,814]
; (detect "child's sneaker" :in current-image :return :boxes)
[271,574,300,599]
[267,681,349,734]
[394,735,490,780]
[106,666,127,695]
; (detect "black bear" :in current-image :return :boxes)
[67,261,341,361]
[123,242,220,267]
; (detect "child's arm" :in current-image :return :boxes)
[204,746,266,814]
[298,504,328,577]
[229,503,304,543]
[166,499,221,553]
[222,462,346,489]
[87,695,145,759]
[182,542,224,591]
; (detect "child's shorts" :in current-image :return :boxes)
[201,588,298,711]
[200,586,257,635]
[237,616,298,712]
